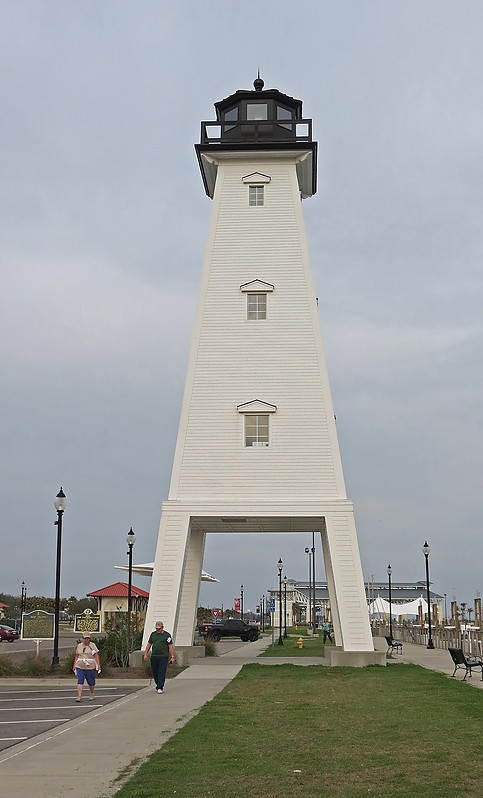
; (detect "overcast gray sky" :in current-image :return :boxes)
[1,1,482,614]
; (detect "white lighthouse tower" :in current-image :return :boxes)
[144,77,383,665]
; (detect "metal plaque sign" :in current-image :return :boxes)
[74,610,101,635]
[21,610,55,640]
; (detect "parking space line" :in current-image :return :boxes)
[0,737,28,741]
[0,687,118,694]
[0,719,70,724]
[0,696,126,704]
[0,697,102,703]
[0,705,106,711]
[0,689,144,764]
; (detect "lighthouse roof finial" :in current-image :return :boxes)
[253,70,264,91]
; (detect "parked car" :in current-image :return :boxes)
[0,624,19,642]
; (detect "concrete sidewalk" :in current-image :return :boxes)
[372,635,483,689]
[0,636,269,798]
[1,635,481,798]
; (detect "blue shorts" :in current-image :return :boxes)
[76,668,96,686]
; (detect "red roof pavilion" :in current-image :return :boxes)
[87,581,149,598]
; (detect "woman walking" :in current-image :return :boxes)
[73,633,101,702]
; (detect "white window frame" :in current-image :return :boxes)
[247,292,267,320]
[243,173,270,207]
[237,400,277,449]
[248,185,264,206]
[244,414,269,447]
[240,280,274,321]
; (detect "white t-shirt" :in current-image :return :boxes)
[75,641,99,670]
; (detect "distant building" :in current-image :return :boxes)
[87,582,149,631]
[89,565,219,633]
[267,579,444,628]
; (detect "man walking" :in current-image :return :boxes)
[144,621,176,693]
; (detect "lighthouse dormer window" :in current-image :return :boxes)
[247,293,267,320]
[249,185,264,207]
[240,278,274,319]
[237,399,277,448]
[244,414,269,447]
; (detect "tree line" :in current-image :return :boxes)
[0,592,97,617]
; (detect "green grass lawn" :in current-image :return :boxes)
[264,626,320,637]
[260,634,326,657]
[112,664,483,798]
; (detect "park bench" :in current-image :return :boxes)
[448,647,483,681]
[385,635,403,654]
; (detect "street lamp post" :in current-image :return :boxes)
[387,564,393,639]
[283,575,288,638]
[422,541,434,649]
[20,581,27,632]
[304,546,311,628]
[52,487,67,668]
[126,527,136,616]
[240,584,244,620]
[277,558,283,645]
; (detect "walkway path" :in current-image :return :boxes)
[372,635,483,688]
[0,636,480,798]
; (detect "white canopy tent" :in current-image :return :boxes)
[368,595,428,617]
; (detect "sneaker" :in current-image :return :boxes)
[156,688,163,694]
[75,697,81,703]
[88,696,95,701]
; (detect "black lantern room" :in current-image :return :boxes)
[196,75,317,199]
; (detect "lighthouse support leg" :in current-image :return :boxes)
[142,513,205,648]
[322,512,385,665]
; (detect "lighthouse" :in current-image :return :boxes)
[144,77,383,665]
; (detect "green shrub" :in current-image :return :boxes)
[58,650,76,675]
[201,639,217,657]
[0,653,20,677]
[94,619,142,668]
[18,653,51,677]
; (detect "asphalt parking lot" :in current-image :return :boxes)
[0,684,143,752]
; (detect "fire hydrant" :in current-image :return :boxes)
[297,637,303,649]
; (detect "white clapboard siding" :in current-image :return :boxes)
[169,158,345,501]
[144,147,375,657]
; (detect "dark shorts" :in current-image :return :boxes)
[76,667,96,686]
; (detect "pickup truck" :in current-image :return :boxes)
[196,619,260,643]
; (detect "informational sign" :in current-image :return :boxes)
[270,598,275,613]
[211,608,222,618]
[21,610,54,640]
[74,608,101,635]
